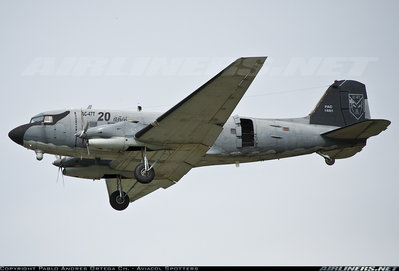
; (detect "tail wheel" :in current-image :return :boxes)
[109,191,130,211]
[134,163,155,184]
[325,157,335,166]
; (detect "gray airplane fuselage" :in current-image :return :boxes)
[7,56,391,211]
[8,76,390,211]
[12,108,346,167]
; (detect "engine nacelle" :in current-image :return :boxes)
[88,137,145,152]
[63,165,134,180]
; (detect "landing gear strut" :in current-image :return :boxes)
[109,176,130,211]
[134,147,162,184]
[317,151,335,166]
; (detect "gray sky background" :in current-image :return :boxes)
[1,0,398,266]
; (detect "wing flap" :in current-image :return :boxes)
[321,119,390,140]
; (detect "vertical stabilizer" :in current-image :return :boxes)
[309,80,370,127]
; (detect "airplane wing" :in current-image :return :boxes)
[135,57,267,147]
[108,57,267,203]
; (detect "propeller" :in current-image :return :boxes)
[56,165,65,186]
[76,108,89,138]
[75,108,91,156]
[53,155,66,187]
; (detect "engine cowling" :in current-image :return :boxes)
[88,137,127,151]
[88,137,145,151]
[63,165,134,180]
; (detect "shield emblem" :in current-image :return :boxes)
[349,94,364,120]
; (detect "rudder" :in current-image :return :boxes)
[309,80,371,127]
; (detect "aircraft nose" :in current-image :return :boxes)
[8,125,28,146]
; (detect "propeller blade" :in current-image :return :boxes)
[56,167,60,184]
[81,108,84,130]
[54,156,66,186]
[77,109,90,138]
[84,121,89,133]
[61,168,65,187]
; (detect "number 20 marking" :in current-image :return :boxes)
[98,112,111,121]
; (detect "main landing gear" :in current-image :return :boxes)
[109,176,130,211]
[317,151,335,166]
[110,191,129,211]
[134,147,164,184]
[134,163,155,184]
[109,148,164,211]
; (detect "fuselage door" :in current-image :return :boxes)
[241,118,255,147]
[233,116,255,148]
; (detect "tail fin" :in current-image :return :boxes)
[309,80,371,127]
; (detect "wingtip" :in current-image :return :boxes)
[237,56,268,65]
[238,56,268,60]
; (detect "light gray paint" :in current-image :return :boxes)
[1,0,398,266]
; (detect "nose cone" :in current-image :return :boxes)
[8,124,30,146]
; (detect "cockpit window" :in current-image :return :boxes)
[30,115,44,123]
[30,115,53,124]
[44,116,53,124]
[29,111,69,125]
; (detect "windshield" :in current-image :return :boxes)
[30,115,44,123]
[29,111,69,125]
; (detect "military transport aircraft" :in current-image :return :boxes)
[8,57,391,211]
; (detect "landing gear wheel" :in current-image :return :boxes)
[110,191,130,211]
[325,157,335,166]
[134,163,155,184]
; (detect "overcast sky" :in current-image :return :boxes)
[1,0,398,266]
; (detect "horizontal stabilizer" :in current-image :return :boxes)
[321,119,390,140]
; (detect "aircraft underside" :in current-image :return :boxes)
[24,133,366,177]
